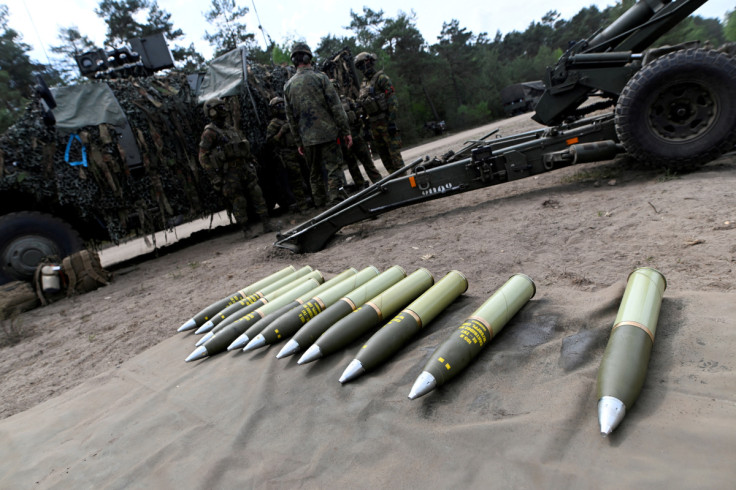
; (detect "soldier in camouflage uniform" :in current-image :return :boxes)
[333,81,383,188]
[265,97,310,213]
[283,42,353,208]
[355,52,405,174]
[198,98,273,237]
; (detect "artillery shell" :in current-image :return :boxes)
[298,268,434,365]
[244,266,380,352]
[596,267,666,436]
[408,273,536,400]
[278,265,407,359]
[340,270,468,383]
[194,266,314,334]
[177,265,296,331]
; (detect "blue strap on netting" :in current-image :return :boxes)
[65,134,88,167]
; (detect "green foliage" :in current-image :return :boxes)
[95,0,183,47]
[0,5,36,133]
[203,0,256,58]
[723,10,736,42]
[50,27,97,84]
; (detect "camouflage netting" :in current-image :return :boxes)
[0,57,293,245]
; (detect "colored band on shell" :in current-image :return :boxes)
[612,320,654,343]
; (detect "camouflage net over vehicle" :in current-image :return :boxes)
[0,61,292,245]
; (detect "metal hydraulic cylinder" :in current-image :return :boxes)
[278,266,407,359]
[177,265,296,331]
[298,268,434,365]
[340,270,468,383]
[185,276,323,361]
[194,266,314,334]
[596,267,667,436]
[408,274,536,399]
[243,266,380,352]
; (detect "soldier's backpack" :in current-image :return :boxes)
[61,250,112,297]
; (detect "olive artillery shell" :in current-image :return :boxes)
[231,268,360,350]
[340,270,468,383]
[279,266,407,358]
[298,268,434,365]
[185,277,323,361]
[245,266,380,351]
[209,270,324,335]
[195,266,314,334]
[408,274,536,400]
[596,267,666,436]
[178,265,296,331]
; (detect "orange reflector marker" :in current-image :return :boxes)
[566,137,579,145]
[409,176,417,188]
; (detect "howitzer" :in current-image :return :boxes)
[274,0,736,254]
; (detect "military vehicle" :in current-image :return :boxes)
[500,81,546,117]
[275,0,736,253]
[0,34,290,284]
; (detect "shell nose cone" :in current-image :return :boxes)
[276,339,300,359]
[178,318,197,332]
[408,371,437,400]
[185,346,208,362]
[598,396,626,436]
[339,359,365,384]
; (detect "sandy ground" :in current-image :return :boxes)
[1,111,734,422]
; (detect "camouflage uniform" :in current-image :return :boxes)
[198,122,269,230]
[358,69,405,174]
[340,95,383,185]
[284,65,351,207]
[265,116,310,212]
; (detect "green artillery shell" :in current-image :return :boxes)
[408,273,536,399]
[596,267,666,436]
[247,266,379,350]
[185,277,322,361]
[210,270,324,335]
[279,266,407,358]
[196,266,314,333]
[299,268,434,365]
[178,265,296,331]
[340,270,468,383]
[232,268,360,350]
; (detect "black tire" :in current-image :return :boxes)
[615,48,736,170]
[0,212,84,285]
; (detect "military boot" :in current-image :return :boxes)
[243,222,264,239]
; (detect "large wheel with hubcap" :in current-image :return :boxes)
[615,48,736,170]
[0,212,84,284]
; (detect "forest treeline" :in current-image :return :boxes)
[1,0,735,142]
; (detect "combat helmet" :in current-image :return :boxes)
[269,96,285,106]
[204,97,227,119]
[354,52,377,72]
[290,42,313,66]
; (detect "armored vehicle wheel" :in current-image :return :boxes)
[0,212,83,285]
[615,48,736,170]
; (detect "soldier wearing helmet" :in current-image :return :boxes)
[331,79,383,189]
[283,42,353,209]
[265,96,310,213]
[199,97,274,238]
[354,52,404,173]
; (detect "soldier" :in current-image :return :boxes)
[334,80,383,188]
[265,97,311,213]
[354,52,405,174]
[198,98,274,238]
[283,42,353,209]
